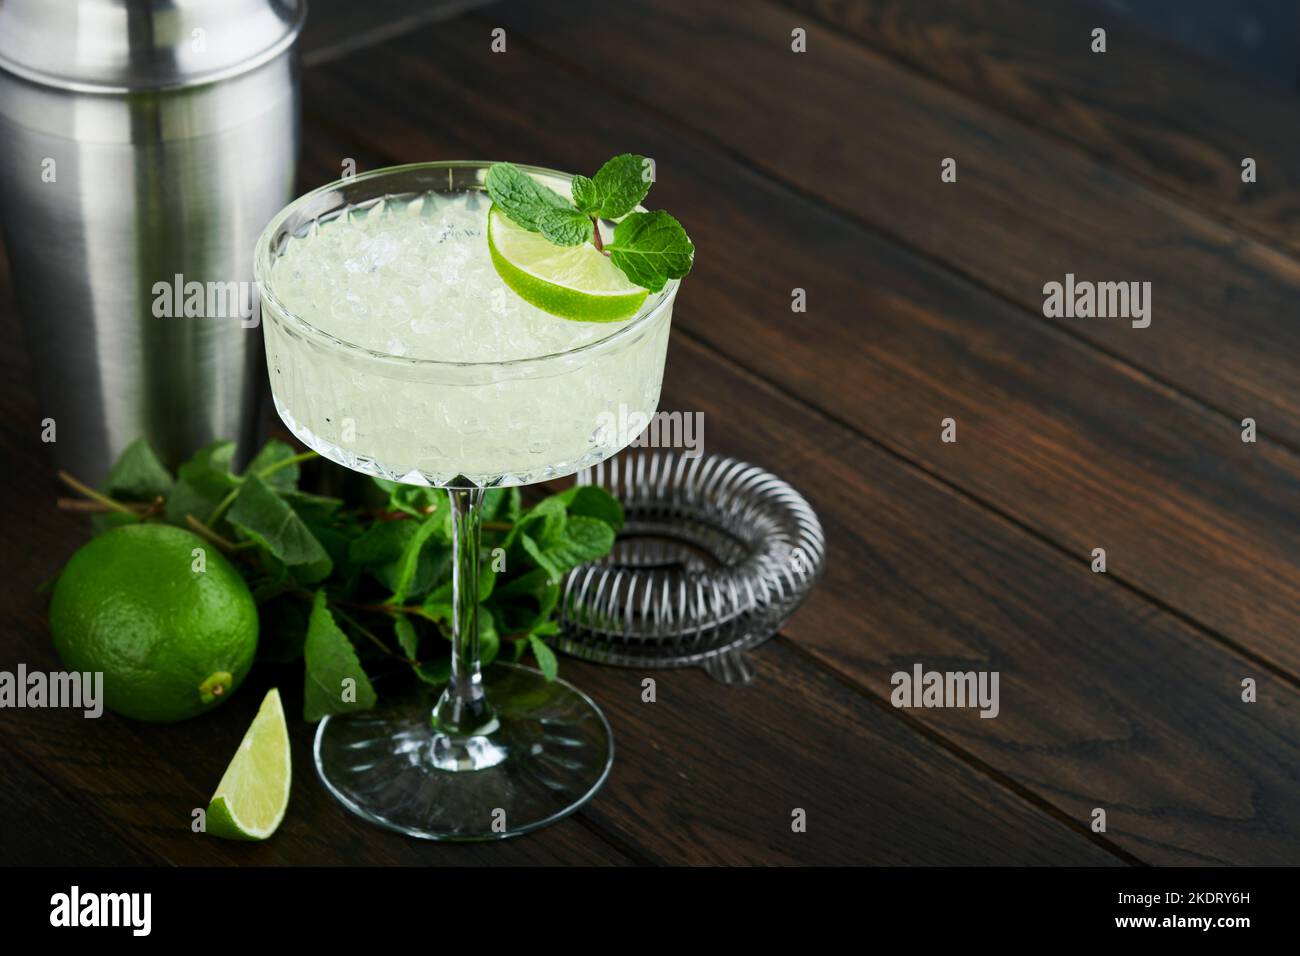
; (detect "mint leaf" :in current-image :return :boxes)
[572,153,652,219]
[178,441,237,498]
[421,556,496,609]
[420,599,498,664]
[303,591,377,721]
[607,210,694,293]
[521,533,564,582]
[517,515,613,584]
[103,439,173,500]
[495,567,554,600]
[394,616,420,661]
[349,520,411,566]
[388,513,444,605]
[494,578,561,635]
[350,520,441,597]
[534,582,562,626]
[486,163,576,232]
[554,485,624,532]
[307,521,353,570]
[163,480,215,525]
[503,494,565,549]
[164,441,237,523]
[387,484,442,519]
[228,474,332,576]
[528,634,559,682]
[283,490,343,523]
[528,496,568,545]
[479,608,500,666]
[570,175,599,216]
[413,658,450,686]
[537,206,593,246]
[421,595,453,623]
[478,564,497,602]
[245,439,301,492]
[482,487,522,522]
[543,516,615,573]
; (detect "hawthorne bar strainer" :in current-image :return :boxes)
[556,451,825,684]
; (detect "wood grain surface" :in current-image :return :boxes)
[1,0,1296,866]
[783,0,1300,254]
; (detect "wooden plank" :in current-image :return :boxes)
[300,0,498,67]
[780,0,1300,256]
[653,334,1300,865]
[490,0,1300,452]
[303,16,1300,683]
[0,684,633,865]
[562,643,1119,865]
[0,745,160,866]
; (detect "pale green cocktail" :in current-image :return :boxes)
[255,161,682,841]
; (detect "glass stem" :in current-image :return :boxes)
[432,486,496,737]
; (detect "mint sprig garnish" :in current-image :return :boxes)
[487,154,694,293]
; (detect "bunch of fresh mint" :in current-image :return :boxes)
[59,438,624,720]
[486,153,694,292]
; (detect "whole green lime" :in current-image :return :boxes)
[49,523,259,722]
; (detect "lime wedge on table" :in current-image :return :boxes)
[487,204,648,322]
[206,688,290,841]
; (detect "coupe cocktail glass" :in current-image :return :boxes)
[254,162,678,839]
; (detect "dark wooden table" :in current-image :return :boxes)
[3,0,1299,866]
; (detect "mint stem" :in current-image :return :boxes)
[591,217,608,255]
[206,450,318,526]
[56,470,137,516]
[184,514,240,552]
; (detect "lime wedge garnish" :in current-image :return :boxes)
[487,204,648,322]
[206,688,290,841]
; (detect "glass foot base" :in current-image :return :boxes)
[313,663,613,841]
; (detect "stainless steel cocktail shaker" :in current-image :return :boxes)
[0,0,305,482]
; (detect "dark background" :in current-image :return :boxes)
[305,0,1300,86]
[1100,0,1299,84]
